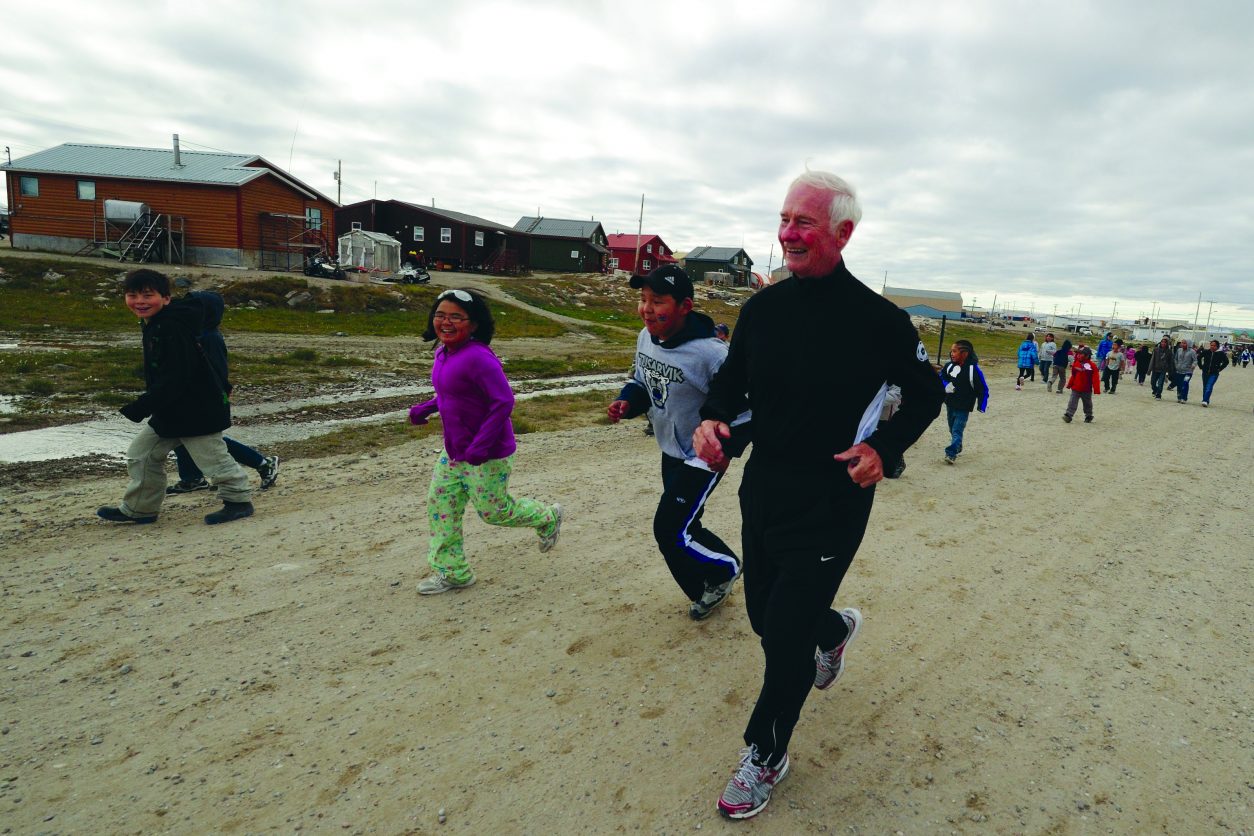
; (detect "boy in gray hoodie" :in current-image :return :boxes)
[607,265,750,620]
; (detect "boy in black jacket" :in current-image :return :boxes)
[939,340,989,464]
[96,269,255,525]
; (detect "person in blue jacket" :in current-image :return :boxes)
[1015,333,1038,390]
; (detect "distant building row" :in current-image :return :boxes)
[1,140,754,280]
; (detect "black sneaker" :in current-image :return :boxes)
[96,506,158,524]
[204,501,254,525]
[258,455,280,489]
[165,478,210,495]
[1084,415,1093,423]
[1062,413,1073,423]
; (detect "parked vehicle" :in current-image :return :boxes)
[304,254,345,280]
[392,263,431,284]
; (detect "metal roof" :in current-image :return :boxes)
[606,233,666,249]
[514,216,604,239]
[1,142,335,203]
[396,201,516,233]
[685,245,750,264]
[883,286,963,302]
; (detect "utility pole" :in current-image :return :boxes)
[333,160,341,204]
[1205,300,1215,328]
[633,193,644,275]
[1193,292,1202,328]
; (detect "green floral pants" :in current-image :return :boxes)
[427,453,557,583]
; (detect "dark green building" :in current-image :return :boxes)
[513,216,609,272]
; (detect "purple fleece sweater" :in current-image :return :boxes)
[409,341,517,465]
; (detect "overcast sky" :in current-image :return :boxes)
[3,0,1252,327]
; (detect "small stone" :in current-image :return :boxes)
[545,689,556,698]
[437,807,447,824]
[119,664,132,674]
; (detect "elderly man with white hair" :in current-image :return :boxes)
[695,170,944,819]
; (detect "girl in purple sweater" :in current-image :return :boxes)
[408,289,562,594]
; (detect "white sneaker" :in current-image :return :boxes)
[717,745,790,820]
[418,573,476,595]
[538,504,563,553]
[815,608,862,690]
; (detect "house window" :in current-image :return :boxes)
[474,231,484,247]
[646,244,653,253]
[570,250,579,259]
[609,258,619,269]
[414,227,424,242]
[642,259,651,271]
[77,180,96,200]
[351,221,362,231]
[305,207,322,230]
[441,227,452,243]
[20,176,38,197]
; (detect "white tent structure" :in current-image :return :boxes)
[338,230,401,273]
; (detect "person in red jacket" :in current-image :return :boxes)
[1062,347,1101,424]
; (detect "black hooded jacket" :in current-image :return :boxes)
[120,291,232,437]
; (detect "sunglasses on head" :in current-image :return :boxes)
[437,289,473,303]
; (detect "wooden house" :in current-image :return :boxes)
[605,233,677,274]
[513,217,608,272]
[0,140,338,269]
[336,199,528,273]
[682,246,754,287]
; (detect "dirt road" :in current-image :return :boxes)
[1,347,1251,833]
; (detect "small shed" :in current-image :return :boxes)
[339,229,401,273]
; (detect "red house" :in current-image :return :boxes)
[1,139,338,269]
[606,233,676,274]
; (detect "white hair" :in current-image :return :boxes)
[790,170,862,232]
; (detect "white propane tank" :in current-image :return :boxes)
[104,200,150,222]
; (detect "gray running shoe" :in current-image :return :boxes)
[166,478,210,495]
[417,573,476,595]
[717,745,790,819]
[538,504,563,553]
[258,455,280,489]
[689,576,735,620]
[814,608,862,690]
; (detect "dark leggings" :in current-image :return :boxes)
[653,454,739,601]
[738,462,873,765]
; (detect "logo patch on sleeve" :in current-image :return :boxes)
[916,341,929,362]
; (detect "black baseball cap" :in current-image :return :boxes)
[629,264,693,301]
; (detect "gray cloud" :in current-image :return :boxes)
[2,0,1251,325]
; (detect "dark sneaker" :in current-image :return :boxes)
[1084,415,1093,423]
[165,478,210,495]
[689,576,735,621]
[815,608,862,690]
[944,455,956,465]
[204,501,254,525]
[1062,413,1073,423]
[717,746,790,820]
[538,504,563,553]
[96,506,158,524]
[418,572,476,595]
[258,455,280,489]
[642,422,655,437]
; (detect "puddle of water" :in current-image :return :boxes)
[0,374,625,464]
